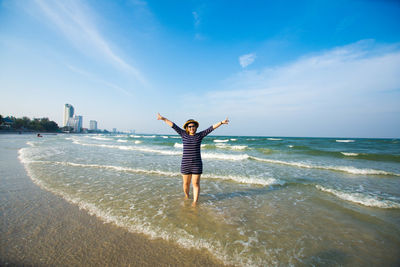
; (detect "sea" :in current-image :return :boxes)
[17,133,400,266]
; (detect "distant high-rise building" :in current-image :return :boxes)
[63,104,74,127]
[72,115,83,133]
[90,120,98,131]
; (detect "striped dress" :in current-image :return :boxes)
[172,123,214,174]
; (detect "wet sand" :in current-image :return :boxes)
[0,136,227,266]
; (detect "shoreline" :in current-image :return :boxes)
[0,136,227,266]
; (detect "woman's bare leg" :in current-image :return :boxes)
[182,174,192,199]
[192,174,201,206]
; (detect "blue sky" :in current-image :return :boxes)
[1,0,399,137]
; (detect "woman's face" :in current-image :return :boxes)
[187,123,197,135]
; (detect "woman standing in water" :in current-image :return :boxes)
[157,113,229,206]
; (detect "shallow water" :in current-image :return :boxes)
[16,133,400,266]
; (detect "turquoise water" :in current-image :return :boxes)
[18,133,400,266]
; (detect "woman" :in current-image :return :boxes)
[157,113,229,206]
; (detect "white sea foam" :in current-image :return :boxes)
[117,139,128,143]
[73,140,181,155]
[288,145,294,148]
[341,152,359,156]
[174,143,183,148]
[316,185,400,209]
[267,138,282,141]
[91,136,112,141]
[131,135,142,138]
[26,159,282,187]
[214,139,229,143]
[51,161,178,177]
[203,152,250,161]
[161,136,169,139]
[336,140,355,143]
[230,139,237,141]
[216,144,247,150]
[18,147,32,163]
[203,174,284,186]
[134,140,142,144]
[250,156,400,176]
[26,141,36,147]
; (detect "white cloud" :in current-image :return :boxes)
[34,0,148,86]
[239,53,256,68]
[181,41,400,137]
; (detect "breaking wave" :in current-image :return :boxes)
[316,185,400,209]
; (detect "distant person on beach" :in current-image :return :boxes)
[157,113,229,206]
[37,133,42,137]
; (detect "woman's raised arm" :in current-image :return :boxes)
[157,113,173,127]
[213,118,229,129]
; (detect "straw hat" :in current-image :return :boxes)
[183,119,199,129]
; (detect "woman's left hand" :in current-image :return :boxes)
[222,118,229,124]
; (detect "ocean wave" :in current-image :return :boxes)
[24,159,282,187]
[117,139,128,143]
[26,141,36,147]
[267,138,282,141]
[203,152,250,161]
[230,139,237,141]
[18,147,34,164]
[203,174,284,186]
[250,156,400,176]
[68,139,400,175]
[315,185,400,209]
[341,152,359,156]
[213,139,229,143]
[215,144,248,150]
[174,143,183,148]
[72,140,181,155]
[286,146,400,163]
[142,135,156,138]
[73,139,246,158]
[336,140,355,143]
[91,136,112,141]
[54,161,178,177]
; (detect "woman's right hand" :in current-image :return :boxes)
[157,113,164,120]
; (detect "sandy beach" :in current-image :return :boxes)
[0,135,226,266]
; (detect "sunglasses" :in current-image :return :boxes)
[187,125,197,128]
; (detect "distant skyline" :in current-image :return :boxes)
[1,0,399,137]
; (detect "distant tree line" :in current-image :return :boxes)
[0,114,60,132]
